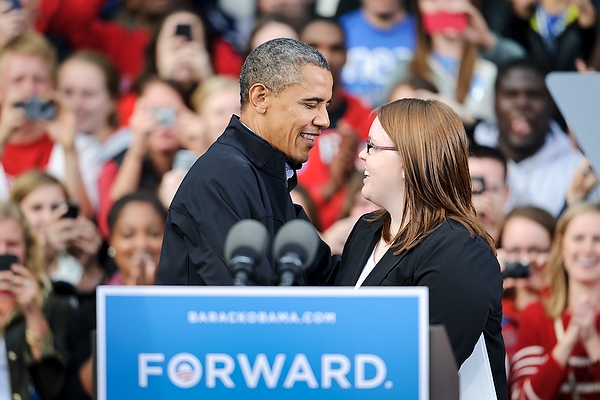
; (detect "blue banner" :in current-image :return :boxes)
[97,286,429,399]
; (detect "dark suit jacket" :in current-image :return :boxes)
[335,214,508,400]
[157,116,336,286]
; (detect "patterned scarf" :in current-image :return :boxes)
[530,4,579,54]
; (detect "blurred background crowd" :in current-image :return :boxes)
[0,0,600,398]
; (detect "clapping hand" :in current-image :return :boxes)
[123,250,157,286]
[566,158,599,206]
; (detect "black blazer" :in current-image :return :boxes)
[335,214,508,400]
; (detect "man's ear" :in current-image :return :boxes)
[247,83,269,115]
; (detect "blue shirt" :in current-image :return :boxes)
[340,9,416,107]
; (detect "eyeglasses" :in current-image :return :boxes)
[366,140,397,154]
[504,247,550,258]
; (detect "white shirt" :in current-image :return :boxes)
[47,129,130,209]
[474,120,586,217]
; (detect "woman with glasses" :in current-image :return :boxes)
[496,206,556,364]
[334,98,507,398]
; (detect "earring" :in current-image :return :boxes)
[107,246,116,258]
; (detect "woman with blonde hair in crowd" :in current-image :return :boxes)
[159,75,240,207]
[0,201,71,400]
[189,75,240,154]
[510,202,600,399]
[10,170,104,295]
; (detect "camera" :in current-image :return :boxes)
[152,107,177,129]
[471,176,486,195]
[502,262,530,279]
[16,97,57,121]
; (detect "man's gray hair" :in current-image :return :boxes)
[240,38,330,108]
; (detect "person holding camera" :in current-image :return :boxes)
[148,8,216,94]
[0,33,94,218]
[0,33,55,189]
[0,201,72,400]
[510,202,600,399]
[496,206,556,366]
[9,170,104,297]
[116,6,243,127]
[97,77,184,238]
[157,75,240,208]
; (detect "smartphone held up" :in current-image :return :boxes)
[61,201,80,219]
[175,24,192,41]
[0,254,19,272]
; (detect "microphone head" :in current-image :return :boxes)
[224,219,269,265]
[272,219,320,269]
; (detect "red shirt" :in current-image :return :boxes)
[2,133,54,186]
[510,302,600,399]
[40,0,243,93]
[502,297,521,363]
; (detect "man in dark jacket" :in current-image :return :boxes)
[156,38,336,286]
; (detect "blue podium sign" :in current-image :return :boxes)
[97,286,429,400]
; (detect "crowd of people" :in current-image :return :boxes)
[0,0,599,399]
